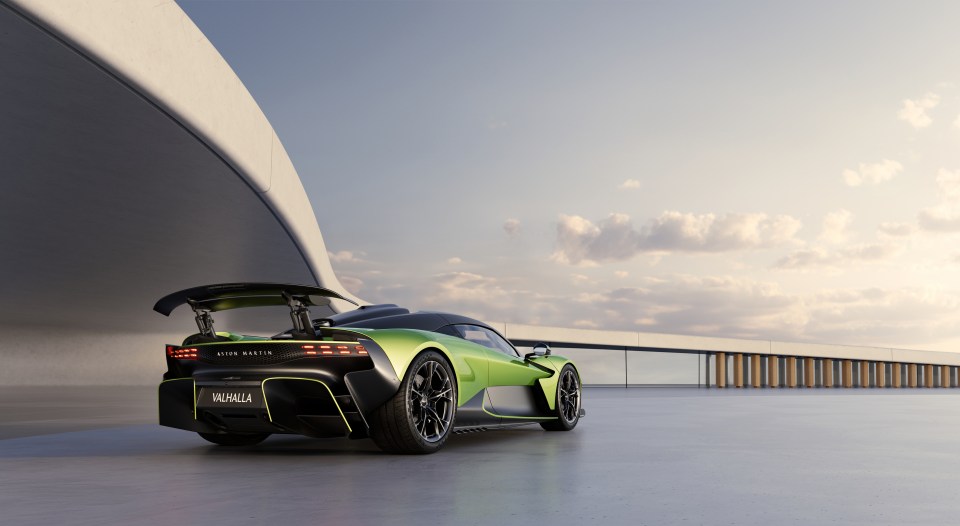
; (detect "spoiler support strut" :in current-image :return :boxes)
[187,301,217,338]
[283,291,316,339]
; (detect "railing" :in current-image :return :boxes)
[515,345,960,389]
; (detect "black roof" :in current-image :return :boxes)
[325,304,493,333]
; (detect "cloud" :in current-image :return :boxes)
[503,218,521,237]
[898,93,940,128]
[878,222,915,237]
[819,209,853,244]
[842,159,903,187]
[572,273,592,285]
[447,257,462,265]
[804,287,960,346]
[349,266,960,349]
[918,206,960,232]
[572,277,960,347]
[935,168,960,201]
[328,250,368,265]
[839,243,901,260]
[619,179,641,190]
[338,275,364,295]
[916,169,960,232]
[773,248,832,270]
[573,275,807,338]
[552,211,802,265]
[614,270,629,278]
[774,243,901,270]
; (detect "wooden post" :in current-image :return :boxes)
[824,359,834,387]
[716,352,726,388]
[787,357,797,388]
[876,362,886,388]
[893,363,902,388]
[842,360,853,388]
[925,364,934,388]
[860,361,869,388]
[768,357,779,388]
[908,364,917,388]
[752,354,761,388]
[804,358,815,388]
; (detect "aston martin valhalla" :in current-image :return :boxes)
[155,283,583,454]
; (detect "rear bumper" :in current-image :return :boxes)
[159,339,401,439]
[159,376,368,438]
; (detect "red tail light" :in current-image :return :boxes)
[301,343,369,357]
[167,346,197,360]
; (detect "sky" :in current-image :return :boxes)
[179,0,960,352]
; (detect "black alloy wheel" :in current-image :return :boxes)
[370,350,457,454]
[541,364,581,431]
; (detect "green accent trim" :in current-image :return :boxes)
[158,377,196,419]
[215,332,269,342]
[260,377,352,433]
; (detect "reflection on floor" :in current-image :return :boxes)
[2,387,960,525]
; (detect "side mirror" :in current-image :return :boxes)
[525,342,552,361]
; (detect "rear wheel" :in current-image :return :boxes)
[370,350,457,454]
[198,432,270,446]
[541,364,581,431]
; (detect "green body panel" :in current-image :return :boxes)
[352,329,490,407]
[356,328,579,414]
[531,355,577,411]
[485,350,554,387]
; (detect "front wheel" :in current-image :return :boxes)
[541,364,581,431]
[198,432,270,446]
[370,350,457,454]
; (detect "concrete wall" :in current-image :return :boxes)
[0,1,356,385]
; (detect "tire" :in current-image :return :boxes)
[198,432,270,446]
[370,350,457,454]
[541,364,581,431]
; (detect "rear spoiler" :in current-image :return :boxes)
[153,283,358,316]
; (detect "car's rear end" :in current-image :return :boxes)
[159,331,401,439]
[154,283,401,441]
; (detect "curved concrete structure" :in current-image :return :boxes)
[0,1,356,384]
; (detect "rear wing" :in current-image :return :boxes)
[153,283,358,339]
[153,282,357,316]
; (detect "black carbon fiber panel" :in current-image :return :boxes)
[190,343,368,366]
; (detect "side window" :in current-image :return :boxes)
[436,325,460,337]
[454,324,518,358]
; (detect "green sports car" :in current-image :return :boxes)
[155,283,584,454]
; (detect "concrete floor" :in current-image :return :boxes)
[3,387,960,525]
